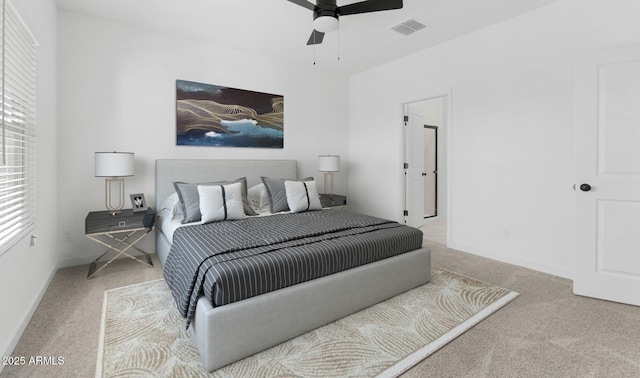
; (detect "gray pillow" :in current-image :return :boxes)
[174,177,256,223]
[261,176,313,213]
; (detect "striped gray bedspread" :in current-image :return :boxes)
[163,210,423,323]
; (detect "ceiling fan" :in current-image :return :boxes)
[287,0,403,45]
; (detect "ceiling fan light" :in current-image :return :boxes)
[313,16,339,33]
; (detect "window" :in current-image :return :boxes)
[0,0,37,255]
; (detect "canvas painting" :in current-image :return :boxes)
[176,80,284,148]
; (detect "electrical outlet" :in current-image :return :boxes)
[63,231,72,242]
[502,227,511,239]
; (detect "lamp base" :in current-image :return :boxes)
[105,177,126,214]
[323,172,334,197]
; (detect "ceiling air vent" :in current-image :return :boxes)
[391,18,427,36]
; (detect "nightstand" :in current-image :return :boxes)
[85,208,155,279]
[320,194,347,210]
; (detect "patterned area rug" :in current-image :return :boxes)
[97,266,518,377]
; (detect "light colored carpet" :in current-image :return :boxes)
[4,245,640,377]
[97,266,518,377]
[420,218,447,245]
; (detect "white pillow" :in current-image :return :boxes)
[198,182,247,224]
[248,183,271,212]
[284,180,322,213]
[161,192,182,219]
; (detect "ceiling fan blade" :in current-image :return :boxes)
[306,29,325,45]
[287,0,317,11]
[338,0,403,16]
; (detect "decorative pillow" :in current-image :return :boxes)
[284,180,322,213]
[261,177,314,213]
[248,183,271,213]
[198,182,247,224]
[174,177,256,223]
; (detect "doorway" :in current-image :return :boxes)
[403,96,447,244]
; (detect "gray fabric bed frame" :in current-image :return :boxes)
[155,159,432,372]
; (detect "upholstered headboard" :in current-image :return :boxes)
[154,159,298,211]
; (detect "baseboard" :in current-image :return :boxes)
[56,254,99,269]
[0,262,58,375]
[448,241,573,280]
[56,251,151,269]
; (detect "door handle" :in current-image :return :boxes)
[422,172,427,176]
[580,183,592,192]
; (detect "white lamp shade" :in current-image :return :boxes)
[313,16,339,33]
[95,152,135,177]
[318,155,340,172]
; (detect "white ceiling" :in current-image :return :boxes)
[56,0,560,75]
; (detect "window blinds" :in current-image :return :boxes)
[0,0,37,255]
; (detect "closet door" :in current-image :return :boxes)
[574,45,640,306]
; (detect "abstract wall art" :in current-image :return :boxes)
[176,80,284,148]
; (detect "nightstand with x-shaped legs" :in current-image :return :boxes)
[85,209,154,279]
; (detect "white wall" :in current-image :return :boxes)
[348,0,640,279]
[57,11,350,265]
[0,0,58,369]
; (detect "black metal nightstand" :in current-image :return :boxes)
[319,194,347,210]
[85,208,155,279]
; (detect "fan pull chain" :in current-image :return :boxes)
[337,28,340,61]
[313,31,317,65]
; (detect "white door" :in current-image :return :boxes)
[574,46,640,306]
[404,109,425,227]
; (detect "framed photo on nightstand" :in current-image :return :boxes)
[130,193,147,212]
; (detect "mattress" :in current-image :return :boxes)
[162,210,424,324]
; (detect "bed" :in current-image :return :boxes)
[155,159,431,372]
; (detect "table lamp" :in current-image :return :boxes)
[95,152,134,215]
[318,155,340,198]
